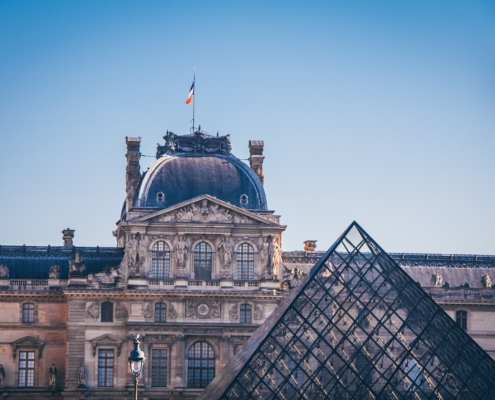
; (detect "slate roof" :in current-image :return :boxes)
[0,245,124,279]
[135,153,268,210]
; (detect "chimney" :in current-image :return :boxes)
[125,137,142,213]
[303,240,317,252]
[248,140,265,185]
[62,228,75,248]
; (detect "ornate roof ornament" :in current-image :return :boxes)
[156,127,232,158]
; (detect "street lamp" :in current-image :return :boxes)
[128,334,146,400]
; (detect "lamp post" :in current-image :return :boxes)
[128,334,146,400]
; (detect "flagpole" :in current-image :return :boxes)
[192,68,196,132]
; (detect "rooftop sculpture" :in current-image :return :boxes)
[156,127,232,157]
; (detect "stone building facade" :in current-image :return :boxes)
[0,129,494,399]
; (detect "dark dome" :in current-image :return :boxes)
[135,153,267,210]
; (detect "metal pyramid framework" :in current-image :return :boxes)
[198,222,495,400]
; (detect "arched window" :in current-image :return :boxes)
[22,303,34,323]
[456,310,467,330]
[236,243,254,280]
[101,302,113,322]
[151,241,171,279]
[188,341,215,388]
[155,302,167,322]
[240,304,252,323]
[194,242,212,280]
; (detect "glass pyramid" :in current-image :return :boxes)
[198,222,495,400]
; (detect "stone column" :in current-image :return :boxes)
[174,335,185,387]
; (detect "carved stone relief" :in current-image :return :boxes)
[86,303,99,319]
[69,252,85,274]
[229,304,238,321]
[168,303,178,320]
[48,265,60,279]
[143,303,153,318]
[281,266,307,290]
[431,273,442,287]
[88,266,121,288]
[115,303,128,319]
[156,200,259,224]
[0,265,9,279]
[481,274,492,288]
[185,299,221,319]
[253,304,263,321]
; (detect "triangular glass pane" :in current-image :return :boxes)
[198,222,495,400]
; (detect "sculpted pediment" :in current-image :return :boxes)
[11,336,45,359]
[90,334,124,356]
[135,195,275,225]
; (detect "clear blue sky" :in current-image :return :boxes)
[0,1,494,254]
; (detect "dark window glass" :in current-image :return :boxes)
[22,303,34,323]
[456,310,467,330]
[98,349,114,387]
[155,302,167,322]
[152,349,167,387]
[101,302,113,322]
[188,342,215,388]
[194,242,212,280]
[236,243,255,280]
[151,241,170,279]
[240,304,252,323]
[18,351,35,387]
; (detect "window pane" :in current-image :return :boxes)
[194,242,212,280]
[151,241,170,279]
[101,302,113,322]
[240,304,252,323]
[98,349,114,387]
[236,243,254,280]
[22,303,34,323]
[18,351,35,387]
[188,342,215,388]
[152,349,167,387]
[155,302,167,322]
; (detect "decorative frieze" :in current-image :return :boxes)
[185,299,221,319]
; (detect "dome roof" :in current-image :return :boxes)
[135,153,267,210]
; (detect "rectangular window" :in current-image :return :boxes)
[240,304,252,323]
[152,349,167,387]
[456,311,467,331]
[22,303,34,323]
[98,349,114,387]
[18,351,35,387]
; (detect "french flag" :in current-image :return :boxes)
[185,81,194,105]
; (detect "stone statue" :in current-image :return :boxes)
[267,239,281,276]
[218,236,233,270]
[481,274,492,288]
[69,251,85,273]
[175,235,188,269]
[0,265,9,279]
[78,363,86,387]
[281,266,306,290]
[431,273,442,287]
[49,364,57,387]
[0,364,5,386]
[88,266,120,287]
[48,265,60,279]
